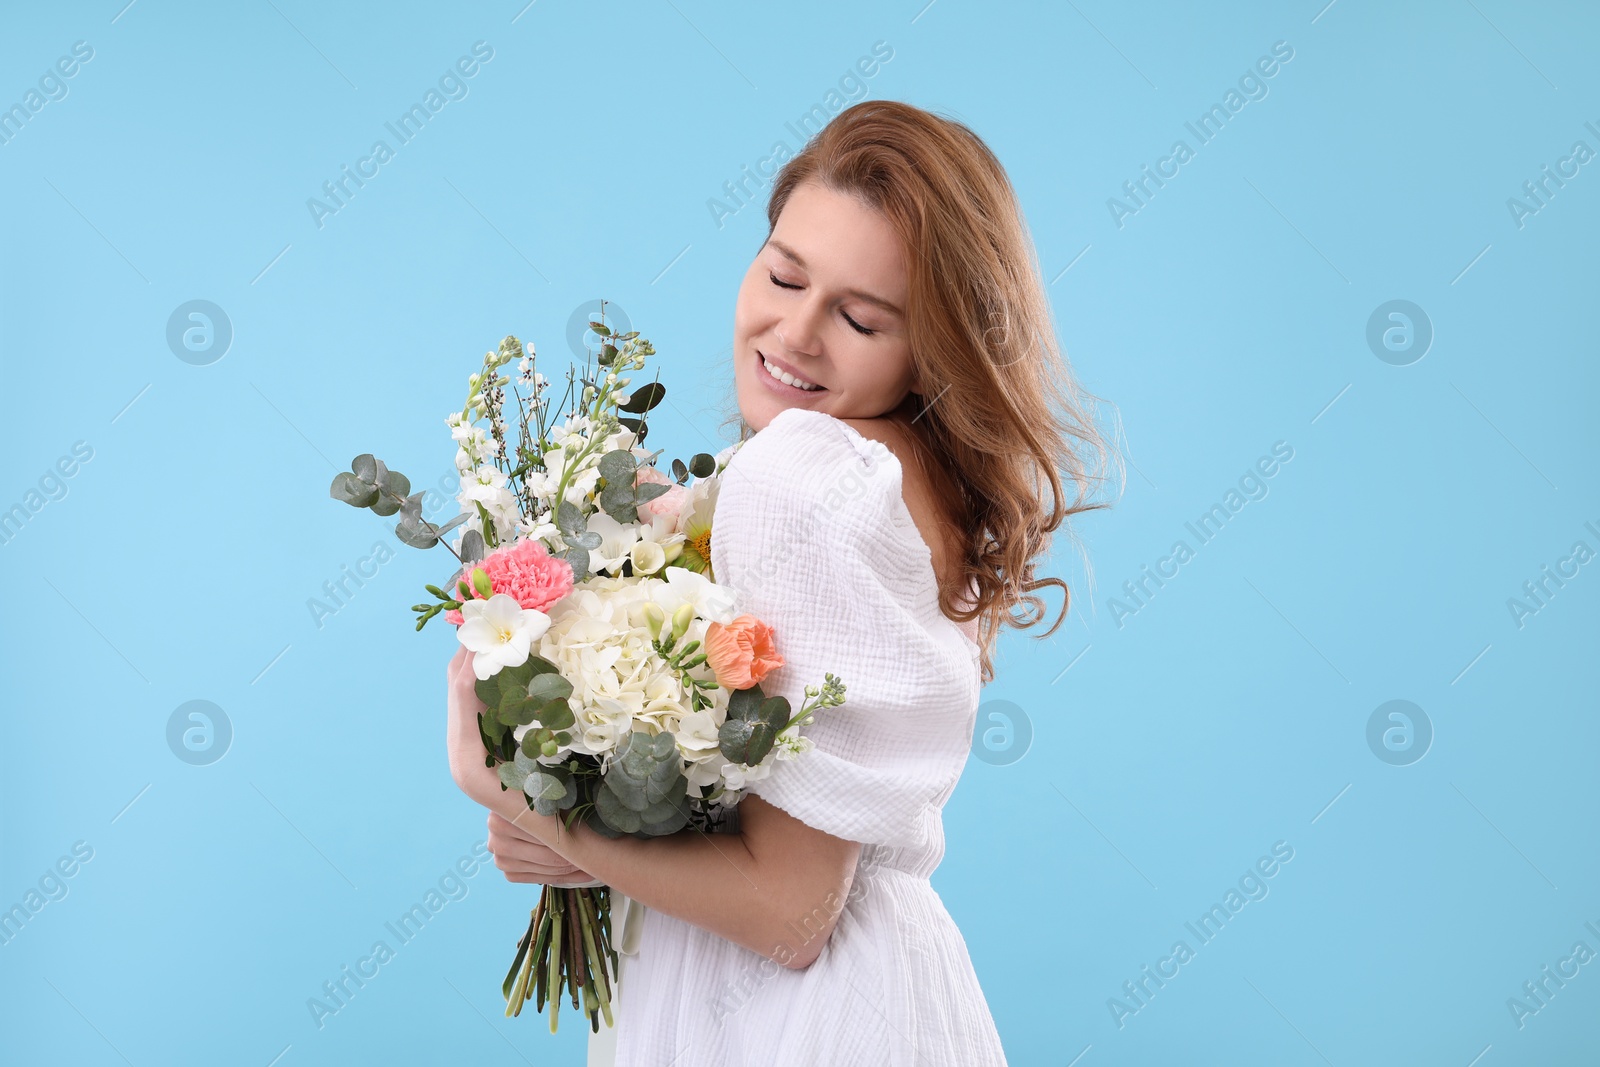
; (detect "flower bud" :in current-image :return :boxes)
[471,567,492,599]
[662,542,683,565]
[643,602,666,641]
[541,738,559,757]
[670,603,695,642]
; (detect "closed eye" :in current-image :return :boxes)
[768,272,877,336]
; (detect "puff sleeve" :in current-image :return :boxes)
[708,407,979,855]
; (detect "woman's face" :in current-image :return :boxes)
[733,179,918,432]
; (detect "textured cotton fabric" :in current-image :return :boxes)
[590,407,1008,1067]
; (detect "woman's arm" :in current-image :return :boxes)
[448,645,860,969]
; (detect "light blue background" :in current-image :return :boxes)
[2,1,1597,1064]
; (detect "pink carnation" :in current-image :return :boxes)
[444,537,574,626]
[635,464,688,525]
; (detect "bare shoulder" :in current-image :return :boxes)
[836,416,961,586]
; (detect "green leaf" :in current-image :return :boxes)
[726,684,765,721]
[639,792,691,835]
[555,501,585,538]
[379,468,411,499]
[460,529,485,565]
[759,695,793,734]
[588,321,612,337]
[671,458,688,483]
[526,673,573,704]
[718,717,774,766]
[718,693,790,766]
[634,481,670,503]
[689,452,716,478]
[478,711,507,752]
[525,654,563,676]
[330,471,379,508]
[352,454,378,482]
[476,660,533,709]
[497,761,529,791]
[618,416,648,443]
[370,492,401,517]
[599,481,635,512]
[595,782,641,833]
[598,449,636,485]
[536,699,575,731]
[394,518,440,549]
[560,544,590,583]
[498,692,538,727]
[434,512,469,536]
[620,383,665,413]
[563,530,601,551]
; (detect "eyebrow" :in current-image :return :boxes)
[766,239,905,318]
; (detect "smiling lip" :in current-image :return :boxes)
[757,349,825,391]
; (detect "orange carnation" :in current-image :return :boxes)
[703,614,784,690]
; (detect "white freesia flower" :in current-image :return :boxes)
[458,594,552,680]
[652,566,736,625]
[628,518,680,576]
[586,510,640,576]
[629,536,667,577]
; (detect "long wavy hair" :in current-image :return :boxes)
[720,100,1123,684]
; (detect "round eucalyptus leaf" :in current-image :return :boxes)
[598,448,636,484]
[379,469,411,498]
[330,471,379,508]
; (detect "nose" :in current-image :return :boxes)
[776,298,826,359]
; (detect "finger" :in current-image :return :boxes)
[488,847,590,878]
[498,863,598,884]
[488,810,546,845]
[486,823,570,864]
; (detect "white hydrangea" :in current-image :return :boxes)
[517,576,730,772]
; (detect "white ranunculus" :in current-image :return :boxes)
[458,594,551,680]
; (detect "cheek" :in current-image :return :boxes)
[851,345,914,397]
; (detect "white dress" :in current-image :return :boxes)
[589,406,1008,1067]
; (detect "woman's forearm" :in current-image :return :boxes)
[490,789,857,968]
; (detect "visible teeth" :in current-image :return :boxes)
[762,353,821,391]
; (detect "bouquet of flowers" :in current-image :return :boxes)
[327,307,847,1033]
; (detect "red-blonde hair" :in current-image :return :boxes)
[726,100,1122,684]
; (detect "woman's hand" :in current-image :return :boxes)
[446,643,506,810]
[487,811,602,886]
[447,643,592,885]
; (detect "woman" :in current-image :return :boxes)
[446,100,1117,1065]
